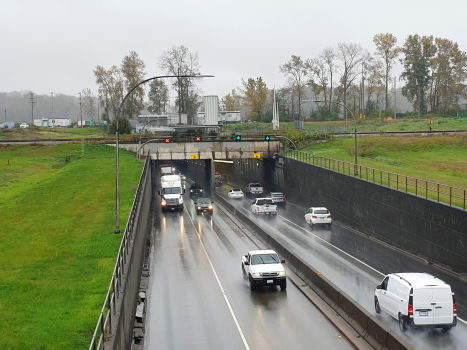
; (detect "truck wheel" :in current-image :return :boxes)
[280,281,287,290]
[398,313,406,332]
[249,278,256,291]
[375,298,381,314]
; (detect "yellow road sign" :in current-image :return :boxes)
[254,153,261,159]
[429,118,433,124]
[191,154,199,159]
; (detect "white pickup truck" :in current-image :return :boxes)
[250,198,277,216]
[242,250,286,291]
[245,183,264,197]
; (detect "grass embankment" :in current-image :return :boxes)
[223,117,467,133]
[0,143,143,349]
[0,126,108,140]
[301,135,467,191]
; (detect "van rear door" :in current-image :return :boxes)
[432,287,454,325]
[413,288,434,325]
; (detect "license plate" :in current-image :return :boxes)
[265,212,270,215]
[267,280,273,284]
[420,311,428,316]
[203,209,207,212]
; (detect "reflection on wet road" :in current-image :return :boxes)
[144,183,354,350]
[217,182,467,350]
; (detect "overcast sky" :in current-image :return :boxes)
[2,0,466,102]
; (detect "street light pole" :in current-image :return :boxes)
[114,74,214,233]
[303,99,359,175]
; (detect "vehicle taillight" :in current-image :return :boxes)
[285,198,287,202]
[257,207,260,212]
[327,215,332,218]
[262,187,264,192]
[454,303,457,314]
[408,291,413,315]
[408,303,413,316]
[312,216,317,219]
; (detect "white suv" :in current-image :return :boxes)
[20,123,29,129]
[304,207,332,228]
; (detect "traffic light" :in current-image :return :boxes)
[164,138,171,143]
[235,135,241,141]
[195,136,202,142]
[265,135,271,141]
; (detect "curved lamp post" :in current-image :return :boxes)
[302,100,358,176]
[114,74,214,233]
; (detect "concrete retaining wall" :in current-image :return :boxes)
[214,192,411,350]
[232,156,467,274]
[110,159,153,350]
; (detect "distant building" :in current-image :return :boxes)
[34,118,72,127]
[196,111,241,125]
[138,113,187,126]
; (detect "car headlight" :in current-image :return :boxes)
[190,190,193,192]
[208,205,212,209]
[197,206,201,210]
[179,198,183,204]
[279,271,286,276]
[200,189,203,192]
[252,273,261,277]
[161,200,167,206]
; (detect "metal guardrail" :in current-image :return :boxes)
[88,156,149,350]
[286,150,467,211]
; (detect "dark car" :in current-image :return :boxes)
[214,179,223,187]
[189,183,203,198]
[196,198,213,215]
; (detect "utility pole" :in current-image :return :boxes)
[29,92,36,125]
[78,92,83,127]
[4,109,6,123]
[51,92,55,128]
[178,67,182,125]
[394,77,397,120]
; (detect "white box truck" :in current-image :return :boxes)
[158,175,184,211]
[374,272,457,332]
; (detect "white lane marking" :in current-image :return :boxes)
[278,215,384,276]
[279,215,467,325]
[186,209,251,350]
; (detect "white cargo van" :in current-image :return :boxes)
[374,273,457,332]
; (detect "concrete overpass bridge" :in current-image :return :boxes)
[120,139,285,160]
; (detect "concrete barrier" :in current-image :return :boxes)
[214,192,412,350]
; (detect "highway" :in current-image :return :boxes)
[143,179,357,350]
[144,177,466,350]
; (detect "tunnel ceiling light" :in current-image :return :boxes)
[214,160,234,163]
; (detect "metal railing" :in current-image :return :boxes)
[286,150,467,211]
[88,156,149,350]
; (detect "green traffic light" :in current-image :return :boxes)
[236,135,241,141]
[265,135,270,141]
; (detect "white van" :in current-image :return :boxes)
[374,273,457,332]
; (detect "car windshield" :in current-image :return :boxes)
[251,254,280,265]
[197,198,210,204]
[191,184,201,189]
[256,199,274,205]
[163,188,181,194]
[314,209,329,214]
[250,183,261,187]
[232,188,241,192]
[270,193,283,197]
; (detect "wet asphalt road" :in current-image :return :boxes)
[214,182,467,350]
[143,184,354,350]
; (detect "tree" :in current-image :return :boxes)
[320,47,337,111]
[430,38,467,115]
[147,79,169,114]
[306,58,327,104]
[221,88,243,111]
[373,33,400,111]
[82,88,96,121]
[337,43,363,120]
[279,55,308,120]
[242,77,269,121]
[121,51,146,119]
[109,117,132,134]
[94,65,124,122]
[158,45,202,120]
[400,35,437,115]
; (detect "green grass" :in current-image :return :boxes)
[0,143,143,349]
[222,117,467,133]
[0,126,108,140]
[298,135,467,207]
